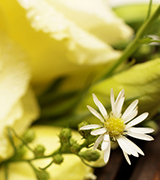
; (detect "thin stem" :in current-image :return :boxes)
[4,164,9,180]
[28,161,39,180]
[101,5,160,80]
[7,128,17,154]
[39,160,54,170]
[4,148,61,164]
[10,128,36,156]
[146,0,153,19]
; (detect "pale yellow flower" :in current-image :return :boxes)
[0,33,39,161]
[0,0,133,92]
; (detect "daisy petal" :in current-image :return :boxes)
[123,151,131,165]
[87,105,104,123]
[122,99,139,119]
[117,136,139,157]
[115,97,125,118]
[115,89,125,105]
[110,88,115,114]
[79,124,102,130]
[127,132,154,141]
[123,109,138,124]
[92,93,108,119]
[91,128,106,136]
[122,136,144,156]
[114,89,125,117]
[126,127,154,134]
[101,134,110,150]
[93,134,104,150]
[103,142,111,163]
[125,112,149,128]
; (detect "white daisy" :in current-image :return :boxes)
[80,89,154,165]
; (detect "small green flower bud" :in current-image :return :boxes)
[16,146,26,157]
[34,145,45,157]
[69,138,76,145]
[70,142,81,154]
[78,121,90,138]
[79,150,100,162]
[59,128,72,143]
[53,154,63,165]
[36,170,50,180]
[22,129,35,143]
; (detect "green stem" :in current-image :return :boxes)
[4,164,9,180]
[10,128,36,156]
[101,5,160,80]
[7,128,17,154]
[147,0,153,19]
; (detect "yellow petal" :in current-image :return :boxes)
[0,126,96,180]
[17,0,133,45]
[17,0,123,64]
[0,33,30,120]
[0,33,39,160]
[0,0,132,91]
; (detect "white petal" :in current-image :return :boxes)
[79,124,102,130]
[121,136,144,156]
[92,93,108,119]
[87,105,104,123]
[122,99,139,120]
[115,89,125,105]
[122,151,131,165]
[91,128,106,136]
[103,140,111,163]
[114,89,125,117]
[93,134,104,150]
[110,88,115,115]
[127,132,154,141]
[125,112,149,128]
[123,109,138,124]
[101,134,110,150]
[126,127,154,134]
[115,97,125,118]
[117,136,139,157]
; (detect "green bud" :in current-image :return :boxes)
[79,150,100,162]
[70,142,81,154]
[36,170,50,180]
[59,128,72,143]
[53,154,63,165]
[78,121,90,139]
[16,146,26,157]
[34,145,45,157]
[69,138,76,145]
[22,129,35,143]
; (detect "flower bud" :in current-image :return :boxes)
[36,170,50,180]
[16,146,26,158]
[59,128,72,143]
[70,142,81,154]
[34,145,45,157]
[79,150,100,162]
[78,121,90,138]
[53,154,63,165]
[22,129,35,143]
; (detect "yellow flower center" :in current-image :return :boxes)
[104,116,125,138]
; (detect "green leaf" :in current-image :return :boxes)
[113,4,160,32]
[76,58,160,121]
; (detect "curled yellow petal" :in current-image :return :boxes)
[0,33,39,160]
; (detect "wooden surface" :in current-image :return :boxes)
[95,127,160,180]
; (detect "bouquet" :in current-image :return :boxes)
[0,0,159,179]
